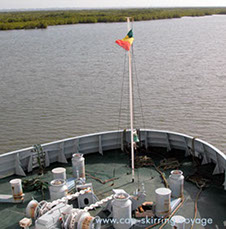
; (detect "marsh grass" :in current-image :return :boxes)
[0,8,226,30]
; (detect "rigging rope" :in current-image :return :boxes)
[132,46,146,129]
[116,20,146,156]
[117,24,146,131]
[117,51,128,131]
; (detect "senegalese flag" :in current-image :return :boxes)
[115,29,134,51]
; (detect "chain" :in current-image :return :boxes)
[35,190,114,229]
[84,194,113,211]
[35,188,91,219]
[69,193,113,228]
[68,209,83,229]
[35,200,48,219]
[67,187,91,201]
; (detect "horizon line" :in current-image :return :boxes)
[1,6,226,12]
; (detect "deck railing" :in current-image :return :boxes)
[0,129,225,189]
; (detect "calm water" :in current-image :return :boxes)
[0,15,225,154]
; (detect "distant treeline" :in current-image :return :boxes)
[0,8,226,30]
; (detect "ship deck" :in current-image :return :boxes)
[0,149,225,229]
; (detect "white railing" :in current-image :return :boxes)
[0,129,225,189]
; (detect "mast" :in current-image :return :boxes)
[126,17,135,182]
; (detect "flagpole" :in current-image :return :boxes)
[126,17,135,182]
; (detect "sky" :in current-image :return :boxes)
[1,0,226,10]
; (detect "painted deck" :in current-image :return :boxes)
[0,149,225,229]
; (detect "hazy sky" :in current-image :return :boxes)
[1,0,226,10]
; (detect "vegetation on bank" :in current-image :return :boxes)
[0,8,226,30]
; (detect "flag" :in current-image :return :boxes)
[115,29,134,51]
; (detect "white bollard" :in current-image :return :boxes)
[52,167,66,180]
[169,170,184,198]
[171,215,186,229]
[112,193,132,229]
[155,188,171,218]
[49,179,68,201]
[10,179,24,203]
[72,153,85,181]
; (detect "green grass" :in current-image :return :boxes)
[0,8,226,30]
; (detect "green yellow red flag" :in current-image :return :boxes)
[115,29,134,51]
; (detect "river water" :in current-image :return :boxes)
[0,15,225,154]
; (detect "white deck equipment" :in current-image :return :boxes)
[112,192,132,229]
[49,179,68,201]
[52,167,66,180]
[155,188,171,218]
[169,170,184,198]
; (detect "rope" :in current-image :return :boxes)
[185,172,208,229]
[86,173,119,184]
[132,46,146,129]
[186,173,210,189]
[152,160,169,188]
[158,196,185,229]
[33,144,45,174]
[153,163,169,188]
[117,51,128,131]
[116,49,128,178]
[135,155,169,188]
[118,31,146,131]
[190,187,203,229]
[157,158,180,171]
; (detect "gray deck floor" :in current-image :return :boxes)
[0,149,225,229]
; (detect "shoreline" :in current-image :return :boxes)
[1,7,226,31]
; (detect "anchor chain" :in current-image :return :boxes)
[84,195,114,211]
[35,188,91,219]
